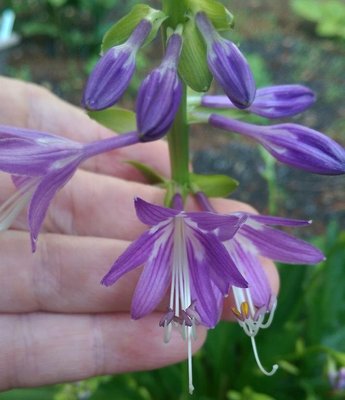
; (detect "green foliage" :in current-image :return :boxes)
[291,0,345,40]
[2,0,137,53]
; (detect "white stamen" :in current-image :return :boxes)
[250,336,278,376]
[260,299,277,329]
[188,328,194,394]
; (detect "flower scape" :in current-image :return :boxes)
[1,0,344,395]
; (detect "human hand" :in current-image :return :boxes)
[0,77,278,390]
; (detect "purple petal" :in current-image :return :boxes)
[134,197,179,226]
[191,228,248,290]
[240,224,325,264]
[187,239,221,328]
[101,226,170,286]
[248,214,311,227]
[230,240,272,308]
[187,211,241,233]
[131,235,173,319]
[0,125,77,144]
[28,158,81,252]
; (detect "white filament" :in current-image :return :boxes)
[167,216,194,393]
[251,336,279,376]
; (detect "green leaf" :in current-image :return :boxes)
[190,173,238,197]
[126,161,166,184]
[0,387,59,400]
[179,17,212,92]
[87,107,136,134]
[47,0,68,7]
[102,4,167,52]
[188,0,235,30]
[227,386,277,400]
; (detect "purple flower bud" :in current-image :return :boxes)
[201,84,316,118]
[136,33,183,142]
[209,114,345,175]
[82,19,152,111]
[195,12,256,109]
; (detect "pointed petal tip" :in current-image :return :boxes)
[30,234,37,253]
[100,275,112,287]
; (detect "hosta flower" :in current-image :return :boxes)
[102,197,248,393]
[224,213,324,374]
[0,126,140,251]
[136,31,183,141]
[209,114,345,175]
[201,84,316,118]
[195,11,256,109]
[82,19,152,110]
[195,192,324,374]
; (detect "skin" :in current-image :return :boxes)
[0,77,278,391]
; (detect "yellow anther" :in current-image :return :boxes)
[240,301,249,318]
[231,306,242,319]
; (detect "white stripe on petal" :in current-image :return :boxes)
[0,177,38,231]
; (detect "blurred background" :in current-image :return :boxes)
[0,0,345,399]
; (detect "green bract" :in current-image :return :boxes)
[126,161,166,184]
[102,4,167,52]
[189,173,238,197]
[88,107,136,134]
[179,17,212,92]
[188,0,235,30]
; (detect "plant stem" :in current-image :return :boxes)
[162,0,187,27]
[168,83,190,196]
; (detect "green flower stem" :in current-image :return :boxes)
[162,0,187,27]
[167,83,190,197]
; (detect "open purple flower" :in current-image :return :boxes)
[82,19,152,111]
[201,84,316,118]
[102,197,247,327]
[195,12,256,109]
[224,214,324,374]
[195,192,324,375]
[209,114,345,175]
[101,197,248,393]
[136,31,183,141]
[0,125,140,251]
